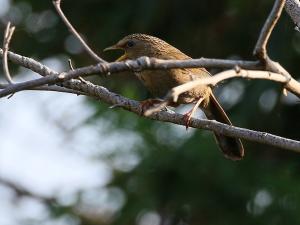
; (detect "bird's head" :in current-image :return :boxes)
[104,34,185,61]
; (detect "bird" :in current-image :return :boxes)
[104,34,244,160]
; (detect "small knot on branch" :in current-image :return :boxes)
[234,65,241,73]
[283,73,292,84]
[137,56,151,67]
[52,0,61,6]
[58,72,66,80]
[133,56,151,72]
[98,62,110,75]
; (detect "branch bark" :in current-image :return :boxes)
[254,0,286,60]
[64,79,300,152]
[2,22,15,84]
[285,0,300,30]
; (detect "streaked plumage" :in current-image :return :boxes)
[104,34,244,160]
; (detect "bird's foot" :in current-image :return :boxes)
[139,99,164,115]
[182,97,204,130]
[183,110,193,130]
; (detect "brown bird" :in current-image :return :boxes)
[104,34,244,160]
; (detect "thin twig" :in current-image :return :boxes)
[68,58,74,70]
[52,0,106,63]
[253,0,286,60]
[0,83,85,95]
[68,58,89,84]
[2,22,15,84]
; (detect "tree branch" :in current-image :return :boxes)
[253,0,292,85]
[0,48,298,151]
[168,69,300,102]
[0,50,299,99]
[0,50,265,98]
[254,0,286,60]
[285,0,300,30]
[0,83,85,95]
[62,79,300,152]
[52,0,106,63]
[2,22,15,84]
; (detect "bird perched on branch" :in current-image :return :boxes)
[104,34,244,160]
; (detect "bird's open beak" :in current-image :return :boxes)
[103,44,128,62]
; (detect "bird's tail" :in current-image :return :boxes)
[203,94,244,160]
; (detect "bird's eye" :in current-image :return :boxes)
[126,40,135,48]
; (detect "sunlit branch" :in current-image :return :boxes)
[168,69,300,102]
[2,22,15,84]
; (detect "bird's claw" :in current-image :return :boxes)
[139,99,163,115]
[183,111,193,130]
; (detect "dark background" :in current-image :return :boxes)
[1,0,300,224]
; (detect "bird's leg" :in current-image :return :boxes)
[183,97,204,130]
[139,99,164,115]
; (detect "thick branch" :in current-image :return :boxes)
[1,49,262,72]
[0,50,298,99]
[0,50,264,98]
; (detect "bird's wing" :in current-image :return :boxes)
[165,51,211,80]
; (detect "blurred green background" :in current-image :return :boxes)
[1,0,300,225]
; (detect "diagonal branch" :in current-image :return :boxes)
[52,0,106,63]
[254,0,286,60]
[252,0,292,84]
